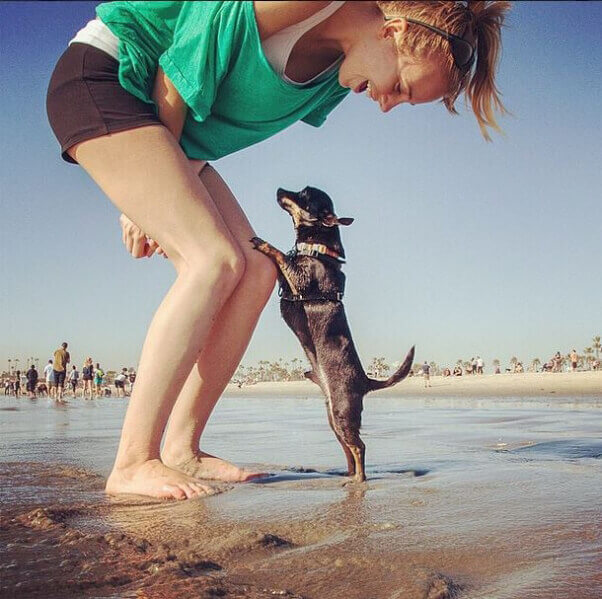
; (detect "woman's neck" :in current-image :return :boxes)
[314,1,381,55]
[285,1,380,82]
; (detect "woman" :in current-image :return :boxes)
[93,363,105,397]
[68,365,80,397]
[82,357,94,400]
[46,1,510,500]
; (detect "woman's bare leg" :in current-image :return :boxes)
[70,125,247,500]
[161,164,277,481]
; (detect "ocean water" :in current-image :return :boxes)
[1,393,601,598]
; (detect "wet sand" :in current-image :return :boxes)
[1,387,601,598]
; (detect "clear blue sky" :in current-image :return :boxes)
[1,2,601,374]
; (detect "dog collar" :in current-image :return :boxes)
[294,242,345,263]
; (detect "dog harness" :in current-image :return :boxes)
[279,243,345,303]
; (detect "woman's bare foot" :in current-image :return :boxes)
[105,459,223,500]
[163,451,267,482]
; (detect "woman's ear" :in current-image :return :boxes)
[381,16,408,41]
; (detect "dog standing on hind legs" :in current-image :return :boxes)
[251,186,415,482]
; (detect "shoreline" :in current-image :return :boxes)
[224,370,602,399]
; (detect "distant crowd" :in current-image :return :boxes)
[423,350,599,380]
[2,342,136,402]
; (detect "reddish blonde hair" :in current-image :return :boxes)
[376,1,511,140]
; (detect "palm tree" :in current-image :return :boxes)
[593,336,601,360]
[509,356,518,373]
[583,347,594,370]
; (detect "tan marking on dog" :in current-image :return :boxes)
[280,197,317,228]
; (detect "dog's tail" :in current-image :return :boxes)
[367,346,415,392]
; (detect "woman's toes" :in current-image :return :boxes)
[179,483,198,499]
[163,484,186,500]
[190,482,210,496]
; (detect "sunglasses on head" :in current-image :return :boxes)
[384,16,476,74]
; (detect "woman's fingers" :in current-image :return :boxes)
[145,238,159,258]
[131,232,148,258]
[120,214,167,259]
[120,213,153,259]
[148,239,168,259]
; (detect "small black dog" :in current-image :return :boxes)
[251,186,415,482]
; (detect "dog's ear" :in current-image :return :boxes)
[322,214,354,227]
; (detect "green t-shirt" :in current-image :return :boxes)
[96,1,350,161]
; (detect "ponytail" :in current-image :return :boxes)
[465,1,511,140]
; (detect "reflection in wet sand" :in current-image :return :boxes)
[0,395,600,598]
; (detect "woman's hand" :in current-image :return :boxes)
[119,213,166,258]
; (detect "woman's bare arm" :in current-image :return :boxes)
[152,66,187,140]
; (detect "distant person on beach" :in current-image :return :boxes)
[53,342,71,401]
[68,365,80,397]
[453,365,463,376]
[93,363,105,398]
[476,356,484,374]
[421,361,431,388]
[569,349,578,372]
[128,370,136,394]
[82,357,94,400]
[553,351,562,373]
[46,1,510,499]
[14,371,21,398]
[115,368,128,398]
[44,359,55,398]
[26,365,39,399]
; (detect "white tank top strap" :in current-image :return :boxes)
[69,18,119,60]
[262,1,346,86]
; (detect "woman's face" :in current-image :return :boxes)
[338,19,449,113]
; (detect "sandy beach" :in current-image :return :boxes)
[1,372,600,599]
[224,370,602,400]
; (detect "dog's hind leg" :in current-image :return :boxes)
[331,392,366,482]
[325,399,356,477]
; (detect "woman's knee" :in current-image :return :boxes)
[174,240,246,295]
[239,251,278,305]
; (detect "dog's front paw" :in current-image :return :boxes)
[250,236,267,251]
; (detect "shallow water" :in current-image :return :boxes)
[1,394,601,598]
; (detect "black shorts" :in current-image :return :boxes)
[115,380,124,389]
[46,43,160,164]
[54,370,67,388]
[26,381,37,392]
